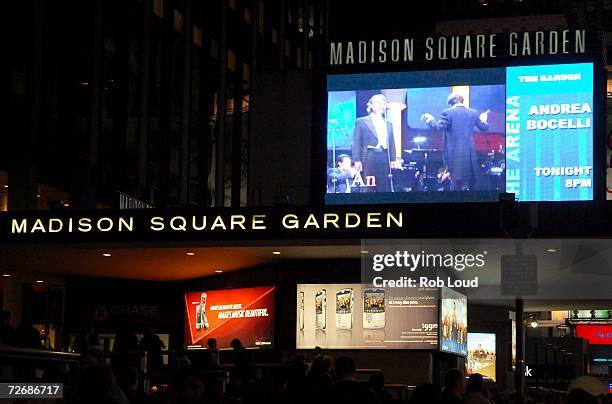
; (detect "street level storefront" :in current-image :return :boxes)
[2,202,612,390]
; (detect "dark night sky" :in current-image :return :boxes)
[328,1,438,40]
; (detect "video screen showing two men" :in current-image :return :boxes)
[325,63,594,204]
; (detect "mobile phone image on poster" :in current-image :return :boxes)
[297,284,438,349]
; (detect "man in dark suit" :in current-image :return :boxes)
[352,94,400,193]
[421,93,489,191]
[327,154,358,193]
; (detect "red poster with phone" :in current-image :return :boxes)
[184,286,275,349]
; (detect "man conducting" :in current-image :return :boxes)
[421,93,489,191]
[352,94,400,193]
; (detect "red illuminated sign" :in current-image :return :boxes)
[184,286,275,349]
[576,325,612,345]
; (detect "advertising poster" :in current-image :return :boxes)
[512,318,517,370]
[296,284,438,349]
[575,324,612,345]
[325,63,593,204]
[440,287,468,356]
[467,333,496,381]
[184,286,275,349]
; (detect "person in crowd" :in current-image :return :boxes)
[311,354,335,396]
[206,338,219,368]
[115,366,144,404]
[0,310,16,345]
[287,353,309,402]
[188,338,218,371]
[330,356,380,404]
[411,382,442,404]
[73,363,129,404]
[139,328,165,373]
[309,347,327,379]
[370,372,395,404]
[167,365,208,404]
[229,338,254,386]
[464,373,492,404]
[567,375,608,404]
[14,317,43,349]
[442,368,466,404]
[74,322,99,353]
[112,331,140,371]
[207,338,218,351]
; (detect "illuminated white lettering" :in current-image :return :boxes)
[11,219,27,234]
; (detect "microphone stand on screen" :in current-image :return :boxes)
[385,113,395,193]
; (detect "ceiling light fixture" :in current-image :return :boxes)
[214,270,223,273]
[546,248,557,253]
[527,314,538,328]
[102,253,112,257]
[35,280,44,283]
[272,251,281,255]
[186,252,196,256]
[2,274,10,277]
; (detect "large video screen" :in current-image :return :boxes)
[184,286,275,349]
[467,333,496,381]
[440,287,468,356]
[325,63,594,203]
[296,284,438,349]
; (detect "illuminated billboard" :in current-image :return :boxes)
[467,333,496,381]
[325,63,594,203]
[296,284,438,349]
[184,286,275,349]
[576,324,612,345]
[440,287,468,356]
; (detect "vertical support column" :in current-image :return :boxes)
[68,0,102,209]
[515,298,525,404]
[198,36,214,207]
[112,2,131,201]
[302,0,309,68]
[179,0,193,205]
[231,61,243,206]
[324,0,329,43]
[87,0,103,207]
[246,0,258,206]
[214,0,228,207]
[137,0,152,201]
[9,0,44,211]
[158,0,174,207]
[279,0,286,70]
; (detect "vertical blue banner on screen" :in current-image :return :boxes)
[505,63,593,201]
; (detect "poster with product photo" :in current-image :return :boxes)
[296,284,438,349]
[184,286,275,349]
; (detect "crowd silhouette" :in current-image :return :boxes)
[1,317,611,404]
